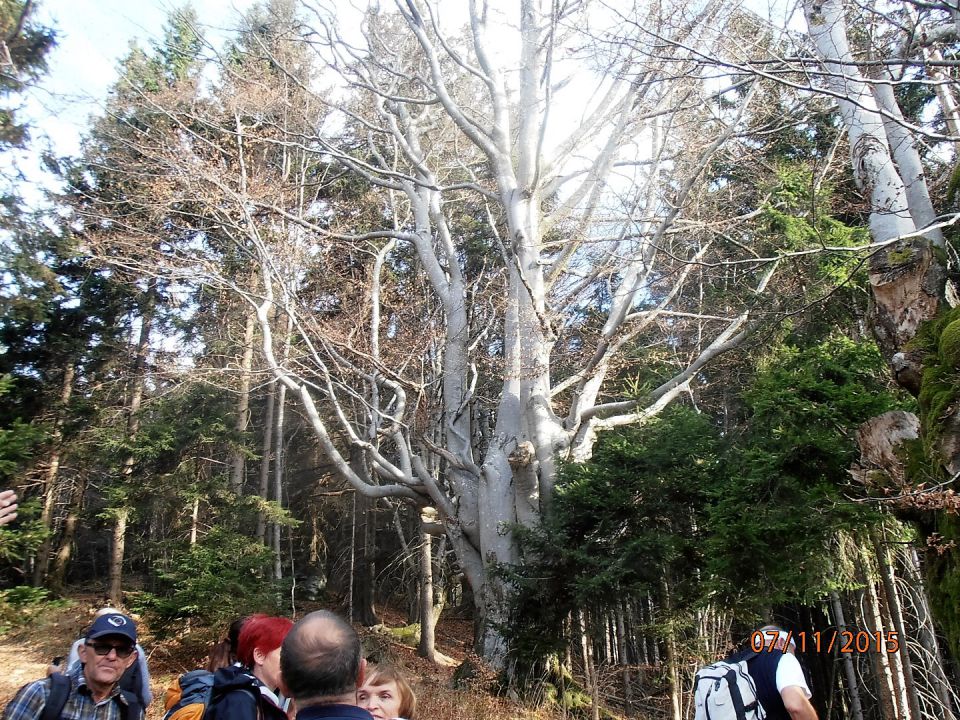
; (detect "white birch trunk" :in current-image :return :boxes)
[804,0,944,368]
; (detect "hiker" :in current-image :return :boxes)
[747,625,818,720]
[0,489,17,526]
[53,608,153,707]
[205,614,292,720]
[3,611,144,720]
[279,610,373,720]
[358,665,416,720]
[205,616,251,672]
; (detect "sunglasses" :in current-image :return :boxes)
[85,641,135,658]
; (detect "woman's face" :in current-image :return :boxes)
[254,646,283,691]
[358,679,402,720]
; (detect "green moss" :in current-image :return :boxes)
[906,309,960,464]
[933,244,949,267]
[886,247,915,265]
[940,319,960,367]
[907,308,960,669]
[379,623,420,647]
[926,515,960,667]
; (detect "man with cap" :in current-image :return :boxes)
[56,608,153,707]
[747,625,818,720]
[3,611,144,720]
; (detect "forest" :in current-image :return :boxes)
[2,0,960,718]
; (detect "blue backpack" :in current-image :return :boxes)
[163,669,260,720]
[163,670,216,720]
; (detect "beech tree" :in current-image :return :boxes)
[70,0,877,666]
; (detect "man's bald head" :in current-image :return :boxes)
[281,611,363,705]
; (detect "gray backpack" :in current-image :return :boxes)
[693,653,765,720]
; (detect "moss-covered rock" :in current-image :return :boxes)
[904,307,960,668]
[926,515,960,666]
[940,319,960,368]
[376,622,420,647]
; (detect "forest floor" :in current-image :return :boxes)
[0,594,550,720]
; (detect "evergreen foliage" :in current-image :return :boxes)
[0,0,55,149]
[134,526,284,631]
[506,335,904,674]
[709,337,901,609]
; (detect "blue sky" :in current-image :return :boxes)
[29,0,256,157]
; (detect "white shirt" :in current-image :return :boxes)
[776,652,812,698]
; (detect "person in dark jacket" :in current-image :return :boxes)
[747,626,818,720]
[207,615,293,720]
[280,611,373,720]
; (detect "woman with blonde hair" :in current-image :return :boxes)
[358,664,416,720]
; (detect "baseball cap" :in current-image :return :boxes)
[86,612,137,644]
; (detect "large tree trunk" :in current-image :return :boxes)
[804,0,944,386]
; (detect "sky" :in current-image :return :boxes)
[27,0,257,158]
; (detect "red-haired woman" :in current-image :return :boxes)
[207,614,293,720]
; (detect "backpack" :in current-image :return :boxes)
[693,652,765,720]
[119,655,146,707]
[163,669,259,720]
[163,670,216,720]
[41,672,143,720]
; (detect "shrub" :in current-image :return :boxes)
[132,527,285,634]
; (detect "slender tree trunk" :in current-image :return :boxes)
[272,377,286,581]
[830,591,865,720]
[577,610,599,720]
[662,579,681,720]
[109,299,153,605]
[229,309,257,494]
[32,363,75,587]
[615,600,633,717]
[256,376,277,543]
[190,496,199,546]
[862,549,899,720]
[900,545,958,718]
[49,472,86,594]
[417,513,437,662]
[109,508,129,604]
[271,310,293,579]
[873,530,921,720]
[348,490,356,624]
[349,450,380,626]
[361,494,378,622]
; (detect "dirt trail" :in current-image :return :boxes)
[0,638,49,706]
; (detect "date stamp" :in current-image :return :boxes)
[751,629,900,654]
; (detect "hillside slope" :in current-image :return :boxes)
[0,598,544,720]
